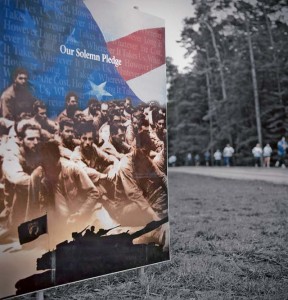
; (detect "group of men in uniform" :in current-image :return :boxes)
[0,68,168,247]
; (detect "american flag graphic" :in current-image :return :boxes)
[0,0,166,118]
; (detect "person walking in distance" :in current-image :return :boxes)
[263,143,272,168]
[204,150,210,166]
[214,149,222,166]
[185,152,192,166]
[252,143,263,167]
[223,144,234,167]
[275,137,287,168]
[194,153,200,166]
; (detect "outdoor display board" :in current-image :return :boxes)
[0,0,169,297]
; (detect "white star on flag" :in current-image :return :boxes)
[66,28,78,44]
[86,80,112,100]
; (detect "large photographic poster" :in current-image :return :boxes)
[0,0,169,297]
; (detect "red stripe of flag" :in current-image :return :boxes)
[107,28,165,81]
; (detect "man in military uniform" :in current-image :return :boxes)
[26,140,113,245]
[57,118,78,159]
[0,68,35,121]
[70,122,119,187]
[32,100,58,140]
[113,126,167,226]
[57,91,79,122]
[1,123,42,233]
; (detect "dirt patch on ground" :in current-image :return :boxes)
[19,173,288,299]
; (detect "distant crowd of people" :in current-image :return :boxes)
[0,68,168,248]
[169,137,288,168]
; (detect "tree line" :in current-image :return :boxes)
[167,0,288,165]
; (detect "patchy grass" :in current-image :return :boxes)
[19,173,288,299]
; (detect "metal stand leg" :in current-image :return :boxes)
[36,291,44,300]
[138,266,145,285]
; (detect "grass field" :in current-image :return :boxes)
[20,172,288,299]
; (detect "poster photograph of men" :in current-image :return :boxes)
[0,0,169,298]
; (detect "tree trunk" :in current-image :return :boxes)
[204,21,227,103]
[264,12,283,105]
[205,45,214,163]
[245,14,263,148]
[204,21,232,144]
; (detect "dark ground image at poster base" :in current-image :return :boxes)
[15,218,169,296]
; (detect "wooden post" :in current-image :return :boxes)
[138,266,145,279]
[36,291,44,300]
[138,266,146,286]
